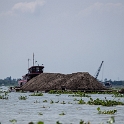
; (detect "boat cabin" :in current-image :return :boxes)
[28,66,44,74]
[18,65,44,87]
[27,65,44,81]
[17,53,44,88]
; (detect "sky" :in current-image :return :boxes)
[0,0,124,81]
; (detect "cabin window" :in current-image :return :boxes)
[39,68,42,72]
[32,67,36,72]
[36,67,39,72]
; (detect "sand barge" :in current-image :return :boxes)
[21,72,106,92]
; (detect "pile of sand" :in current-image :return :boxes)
[21,72,106,92]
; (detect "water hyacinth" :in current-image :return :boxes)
[9,119,17,124]
[87,97,124,106]
[0,92,9,99]
[18,95,27,100]
[59,112,66,115]
[112,93,124,97]
[97,107,117,114]
[78,99,86,104]
[107,116,115,124]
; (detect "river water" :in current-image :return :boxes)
[0,86,124,124]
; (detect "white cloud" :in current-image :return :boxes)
[12,0,45,13]
[0,0,45,16]
[79,2,124,17]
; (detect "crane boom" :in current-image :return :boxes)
[95,61,104,79]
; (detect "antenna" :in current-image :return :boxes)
[33,53,34,66]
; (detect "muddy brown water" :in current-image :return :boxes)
[0,86,124,124]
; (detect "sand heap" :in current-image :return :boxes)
[21,72,106,91]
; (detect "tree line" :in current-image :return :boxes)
[0,76,18,86]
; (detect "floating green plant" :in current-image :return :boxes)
[78,99,86,104]
[61,101,66,104]
[50,100,54,104]
[9,119,17,124]
[43,100,47,102]
[69,92,90,97]
[87,97,124,106]
[73,98,78,101]
[97,107,117,114]
[59,112,66,115]
[28,122,34,124]
[107,116,115,124]
[38,112,43,115]
[37,122,44,124]
[56,121,62,124]
[18,95,27,100]
[0,92,9,99]
[28,121,44,124]
[112,93,124,97]
[49,90,74,94]
[79,120,90,124]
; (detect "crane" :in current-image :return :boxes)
[95,61,104,79]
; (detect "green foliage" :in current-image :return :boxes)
[107,116,115,124]
[49,90,92,97]
[0,77,18,86]
[61,101,66,104]
[43,100,47,102]
[9,119,17,124]
[49,90,74,94]
[87,97,124,106]
[50,100,54,104]
[112,92,124,97]
[0,92,9,99]
[56,121,62,124]
[59,112,66,115]
[28,121,44,124]
[28,122,34,124]
[97,107,117,114]
[78,99,86,104]
[18,95,27,100]
[38,112,43,115]
[79,120,90,124]
[37,122,44,124]
[69,92,90,97]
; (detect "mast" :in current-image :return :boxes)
[33,53,34,66]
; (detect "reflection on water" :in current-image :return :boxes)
[0,86,124,124]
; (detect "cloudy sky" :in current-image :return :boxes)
[0,0,124,81]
